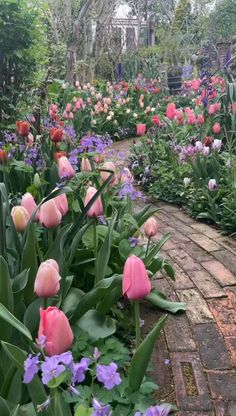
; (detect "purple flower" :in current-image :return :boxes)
[41,356,66,385]
[208,179,217,191]
[56,352,73,369]
[93,347,101,360]
[212,139,222,151]
[145,404,172,416]
[98,215,107,225]
[201,146,210,156]
[23,354,40,384]
[128,237,140,247]
[164,359,170,365]
[36,334,47,350]
[92,398,111,416]
[119,183,142,201]
[72,358,91,385]
[96,363,121,390]
[68,384,80,396]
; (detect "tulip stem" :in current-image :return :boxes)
[42,298,47,309]
[48,229,54,248]
[93,221,98,283]
[134,301,141,349]
[145,236,151,260]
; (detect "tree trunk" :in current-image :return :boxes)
[66,0,93,85]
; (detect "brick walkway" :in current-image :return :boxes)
[111,139,236,416]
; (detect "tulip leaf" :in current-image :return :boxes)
[21,223,38,305]
[145,233,172,266]
[77,310,116,341]
[44,224,71,277]
[12,269,29,293]
[146,289,186,314]
[62,288,84,317]
[70,274,122,323]
[10,404,20,416]
[23,298,41,337]
[119,239,142,260]
[0,304,32,341]
[1,343,52,416]
[0,396,10,416]
[0,256,14,341]
[129,314,168,391]
[96,210,117,281]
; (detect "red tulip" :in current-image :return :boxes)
[122,255,151,300]
[212,122,221,134]
[136,124,146,136]
[50,127,63,143]
[152,115,160,126]
[38,307,73,356]
[81,158,92,172]
[16,121,30,136]
[84,186,103,217]
[143,216,158,238]
[21,192,39,221]
[39,200,62,228]
[54,151,67,161]
[58,156,76,179]
[11,206,30,233]
[54,193,68,216]
[0,149,7,163]
[204,136,213,147]
[34,260,61,298]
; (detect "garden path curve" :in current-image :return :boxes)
[111,139,236,416]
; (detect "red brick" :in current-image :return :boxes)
[213,250,236,276]
[165,314,196,352]
[172,210,196,225]
[183,242,212,262]
[207,370,236,400]
[189,270,225,299]
[202,260,236,287]
[215,237,236,255]
[177,289,214,324]
[209,290,236,338]
[214,400,236,416]
[172,264,195,290]
[169,248,202,272]
[171,352,212,411]
[225,337,236,366]
[189,234,220,252]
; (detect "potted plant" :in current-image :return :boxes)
[167,65,183,95]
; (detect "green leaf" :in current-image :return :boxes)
[77,310,116,341]
[146,289,186,314]
[129,315,168,391]
[23,298,41,336]
[47,371,68,389]
[0,304,32,341]
[21,223,38,305]
[12,269,29,293]
[45,224,71,276]
[62,288,84,317]
[10,405,20,416]
[74,405,92,416]
[0,396,10,416]
[0,256,14,341]
[163,262,175,280]
[145,233,171,266]
[97,210,117,281]
[119,239,142,260]
[70,275,122,323]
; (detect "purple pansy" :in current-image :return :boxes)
[72,357,91,385]
[23,354,40,384]
[41,356,66,385]
[96,363,121,390]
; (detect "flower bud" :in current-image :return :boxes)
[143,216,158,238]
[122,255,151,300]
[11,206,30,233]
[34,260,61,298]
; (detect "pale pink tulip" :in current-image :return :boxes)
[122,255,151,300]
[21,192,39,221]
[84,186,103,217]
[58,156,76,179]
[39,200,62,228]
[54,194,68,216]
[81,158,92,172]
[143,216,158,238]
[11,206,30,233]
[34,260,61,297]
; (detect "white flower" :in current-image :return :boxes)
[183,177,191,186]
[133,113,138,119]
[212,139,222,151]
[151,107,155,112]
[195,141,203,151]
[126,109,131,115]
[106,115,112,121]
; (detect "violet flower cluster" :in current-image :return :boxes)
[78,135,113,154]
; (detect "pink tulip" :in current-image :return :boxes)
[197,114,205,125]
[214,103,221,112]
[84,186,103,217]
[136,124,146,136]
[40,200,62,228]
[21,192,39,221]
[233,102,236,113]
[38,307,73,356]
[212,122,221,134]
[65,103,72,113]
[58,156,76,179]
[34,260,61,298]
[208,104,216,115]
[166,103,176,119]
[100,162,116,183]
[81,158,92,172]
[187,114,196,125]
[68,112,74,120]
[93,154,104,164]
[143,216,158,238]
[11,206,30,233]
[54,193,68,216]
[122,255,151,300]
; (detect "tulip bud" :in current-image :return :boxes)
[58,156,76,179]
[122,255,151,300]
[84,186,103,217]
[39,200,62,228]
[34,260,61,298]
[16,121,30,136]
[143,216,158,238]
[21,192,39,221]
[81,158,92,172]
[136,124,146,136]
[34,173,41,188]
[50,127,63,143]
[100,162,116,183]
[11,206,30,233]
[38,307,73,356]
